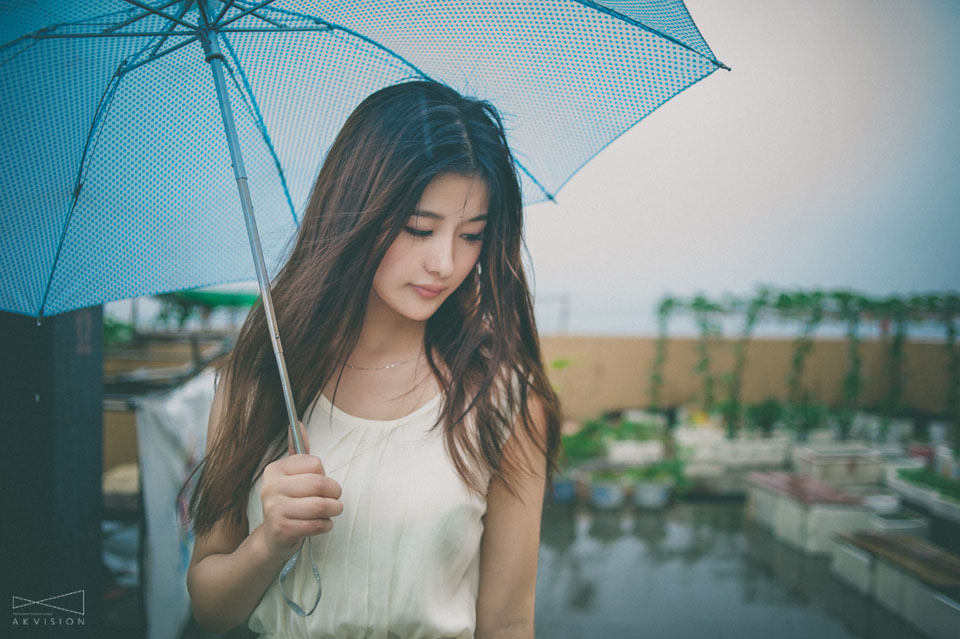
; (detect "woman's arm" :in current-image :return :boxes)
[186,377,341,633]
[185,377,285,633]
[475,393,548,639]
[186,514,292,633]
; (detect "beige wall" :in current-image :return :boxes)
[541,335,952,421]
[102,335,951,470]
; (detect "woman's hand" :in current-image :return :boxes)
[260,421,343,562]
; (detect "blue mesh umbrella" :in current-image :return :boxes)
[0,0,724,612]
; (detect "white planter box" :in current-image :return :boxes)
[837,533,960,639]
[673,425,725,447]
[913,588,960,639]
[868,512,929,538]
[886,467,960,525]
[806,428,837,443]
[794,444,884,485]
[934,444,960,480]
[621,408,667,428]
[683,436,790,470]
[774,500,871,555]
[606,440,663,466]
[873,559,960,639]
[684,461,725,480]
[874,559,907,614]
[748,473,870,556]
[830,540,874,595]
[747,484,779,530]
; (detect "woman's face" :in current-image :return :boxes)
[370,173,489,323]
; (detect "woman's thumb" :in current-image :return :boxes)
[287,420,310,456]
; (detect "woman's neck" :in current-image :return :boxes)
[351,291,426,365]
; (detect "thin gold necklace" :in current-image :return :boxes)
[343,350,423,371]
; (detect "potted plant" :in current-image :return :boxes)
[747,398,784,439]
[589,468,629,509]
[557,425,608,505]
[628,460,687,509]
[629,465,673,509]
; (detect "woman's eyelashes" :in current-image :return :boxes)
[402,226,484,243]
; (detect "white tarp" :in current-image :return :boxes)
[135,368,216,639]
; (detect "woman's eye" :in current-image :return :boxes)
[462,233,483,243]
[403,226,431,238]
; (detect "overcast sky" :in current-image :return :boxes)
[524,0,960,337]
[107,0,959,339]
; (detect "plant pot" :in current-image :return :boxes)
[633,480,672,509]
[590,480,626,509]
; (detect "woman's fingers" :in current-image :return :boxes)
[259,449,342,557]
[274,494,344,520]
[275,453,325,477]
[276,473,342,500]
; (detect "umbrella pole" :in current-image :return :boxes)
[198,29,304,455]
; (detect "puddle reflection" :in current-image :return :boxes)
[536,502,928,639]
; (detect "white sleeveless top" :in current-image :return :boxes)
[246,390,492,639]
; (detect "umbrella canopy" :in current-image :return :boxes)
[0,0,725,320]
[0,0,726,621]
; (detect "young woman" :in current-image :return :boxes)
[183,80,561,638]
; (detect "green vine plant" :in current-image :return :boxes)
[690,294,723,413]
[722,286,771,439]
[877,296,909,418]
[651,287,959,448]
[649,296,677,412]
[781,291,820,404]
[775,290,823,440]
[833,291,866,440]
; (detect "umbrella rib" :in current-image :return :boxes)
[0,6,152,51]
[38,71,126,319]
[120,0,199,31]
[228,1,554,203]
[220,34,299,226]
[148,0,196,57]
[245,11,284,29]
[546,63,720,203]
[213,0,239,26]
[245,4,429,80]
[27,31,198,39]
[119,36,199,76]
[515,162,557,203]
[104,0,183,33]
[570,0,729,71]
[0,38,38,71]
[217,0,279,29]
[219,27,332,33]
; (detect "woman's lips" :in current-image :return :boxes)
[410,284,444,298]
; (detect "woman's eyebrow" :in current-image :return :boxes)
[413,209,488,222]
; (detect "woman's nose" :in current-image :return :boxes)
[425,237,455,278]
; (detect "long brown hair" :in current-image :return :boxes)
[184,80,561,537]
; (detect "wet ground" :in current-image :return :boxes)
[137,501,934,638]
[534,501,930,639]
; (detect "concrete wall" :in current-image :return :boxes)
[541,335,952,421]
